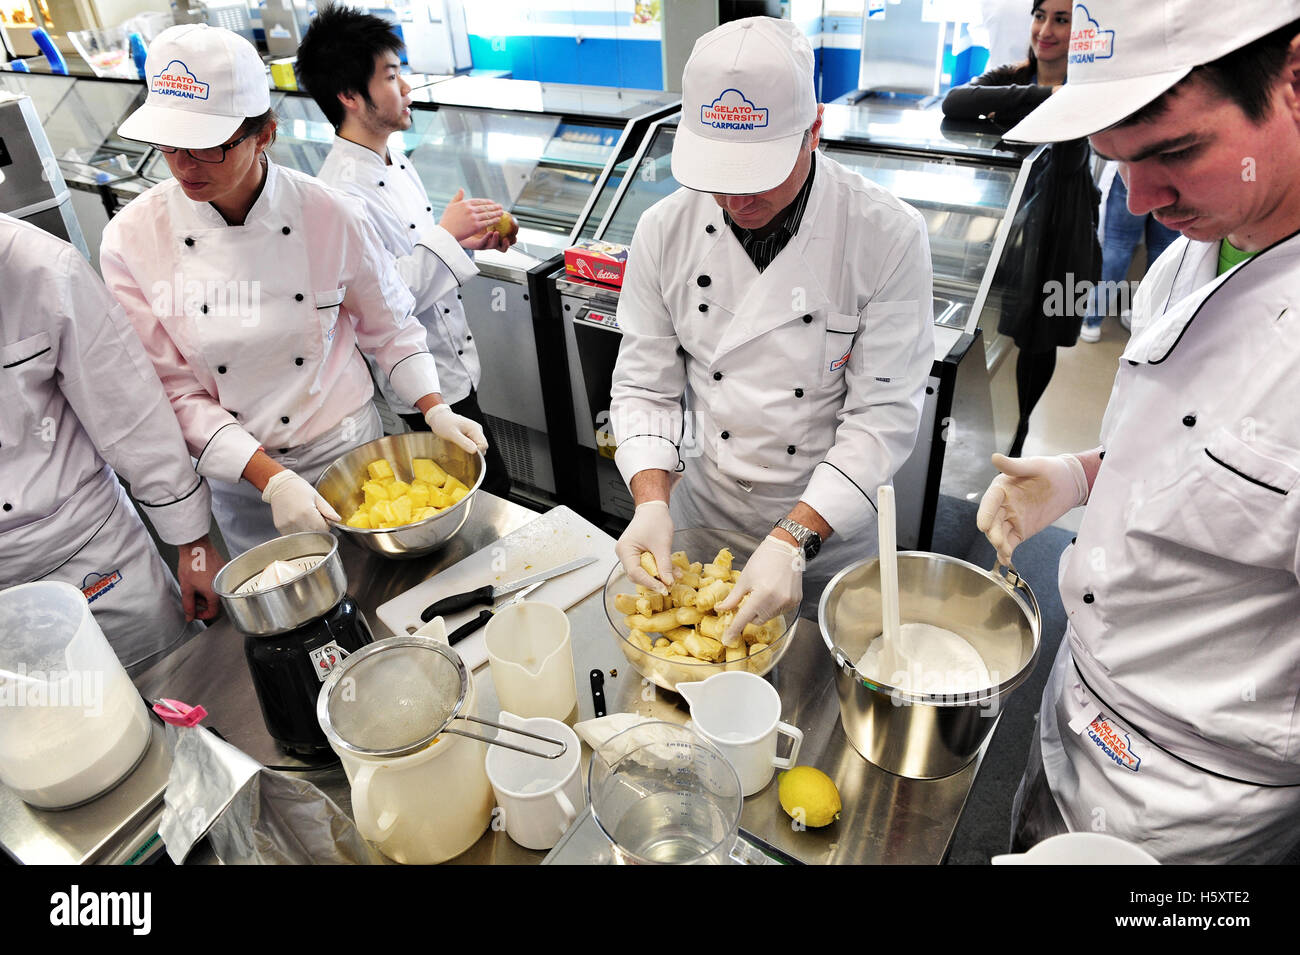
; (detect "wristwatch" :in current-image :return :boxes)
[774,517,821,562]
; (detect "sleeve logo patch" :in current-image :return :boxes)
[701,89,769,131]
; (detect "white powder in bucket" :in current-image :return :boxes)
[856,622,991,694]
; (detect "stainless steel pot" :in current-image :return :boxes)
[818,552,1041,779]
[213,532,346,636]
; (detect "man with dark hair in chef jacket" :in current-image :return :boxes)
[295,4,515,498]
[977,0,1300,863]
[0,212,224,675]
[609,17,935,644]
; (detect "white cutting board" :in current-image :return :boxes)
[377,506,618,670]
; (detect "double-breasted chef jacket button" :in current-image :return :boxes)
[2,503,11,512]
[697,275,711,288]
[443,307,450,314]
[184,237,195,247]
[457,350,463,355]
[282,226,291,235]
[426,206,432,212]
[802,314,812,324]
[217,365,227,374]
[295,357,304,366]
[705,224,715,234]
[1083,592,1095,604]
[410,224,416,229]
[466,334,472,340]
[378,181,385,187]
[281,416,290,424]
[720,430,730,440]
[787,445,796,455]
[699,303,708,312]
[201,304,208,314]
[794,388,804,398]
[1182,414,1197,427]
[713,372,723,381]
[295,293,304,301]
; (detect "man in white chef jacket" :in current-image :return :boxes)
[0,213,224,675]
[98,25,486,557]
[976,0,1300,863]
[295,7,515,498]
[609,17,934,642]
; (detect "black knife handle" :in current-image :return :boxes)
[447,608,494,646]
[589,669,606,718]
[421,585,496,622]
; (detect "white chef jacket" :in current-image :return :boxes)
[98,159,441,487]
[609,152,934,544]
[0,212,211,560]
[316,136,480,410]
[1,212,210,671]
[1037,229,1300,860]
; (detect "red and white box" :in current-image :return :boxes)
[564,239,629,288]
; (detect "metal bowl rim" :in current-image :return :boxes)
[212,531,341,599]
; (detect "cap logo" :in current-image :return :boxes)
[701,89,768,131]
[151,59,210,100]
[1069,4,1115,64]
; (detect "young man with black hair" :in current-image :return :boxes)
[296,5,516,497]
[977,2,1300,862]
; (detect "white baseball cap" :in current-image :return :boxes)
[1006,0,1300,143]
[672,17,817,194]
[118,24,270,149]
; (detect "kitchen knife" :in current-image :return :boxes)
[445,580,545,647]
[420,555,598,622]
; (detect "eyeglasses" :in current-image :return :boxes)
[154,131,253,164]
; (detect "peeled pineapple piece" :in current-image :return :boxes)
[344,457,469,529]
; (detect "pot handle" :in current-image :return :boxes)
[991,562,1042,633]
[351,762,398,844]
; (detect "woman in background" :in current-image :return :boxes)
[944,0,1102,456]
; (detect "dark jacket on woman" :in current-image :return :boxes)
[943,63,1102,352]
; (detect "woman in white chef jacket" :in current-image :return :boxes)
[99,24,486,557]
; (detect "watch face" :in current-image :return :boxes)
[804,534,821,560]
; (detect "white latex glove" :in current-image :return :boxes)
[976,452,1089,567]
[717,535,803,647]
[261,469,340,536]
[615,500,675,594]
[425,403,488,454]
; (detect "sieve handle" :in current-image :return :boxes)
[446,714,569,759]
[991,562,1042,632]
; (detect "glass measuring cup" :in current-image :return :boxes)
[587,722,742,865]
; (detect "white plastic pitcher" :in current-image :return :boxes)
[0,581,151,809]
[677,672,803,797]
[484,601,577,722]
[485,711,583,850]
[992,833,1160,865]
[333,670,494,865]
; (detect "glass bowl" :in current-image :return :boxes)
[603,526,795,692]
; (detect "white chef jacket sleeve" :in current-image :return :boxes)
[801,212,934,539]
[339,203,442,406]
[609,216,687,483]
[99,239,263,486]
[396,226,479,314]
[59,243,213,544]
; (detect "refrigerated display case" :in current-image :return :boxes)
[553,102,1048,546]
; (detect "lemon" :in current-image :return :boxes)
[778,766,841,828]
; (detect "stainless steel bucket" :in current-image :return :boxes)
[818,552,1041,779]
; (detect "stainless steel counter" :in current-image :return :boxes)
[133,493,987,865]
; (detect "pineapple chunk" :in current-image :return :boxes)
[366,459,395,481]
[448,485,468,505]
[391,496,413,524]
[362,481,389,506]
[388,480,411,499]
[371,500,396,525]
[412,458,448,487]
[346,512,372,529]
[408,483,430,508]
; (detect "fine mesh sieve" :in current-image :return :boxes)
[316,636,569,760]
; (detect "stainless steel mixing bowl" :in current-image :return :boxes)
[314,431,485,559]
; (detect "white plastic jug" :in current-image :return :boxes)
[992,833,1160,865]
[0,581,151,809]
[484,601,577,722]
[333,669,494,865]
